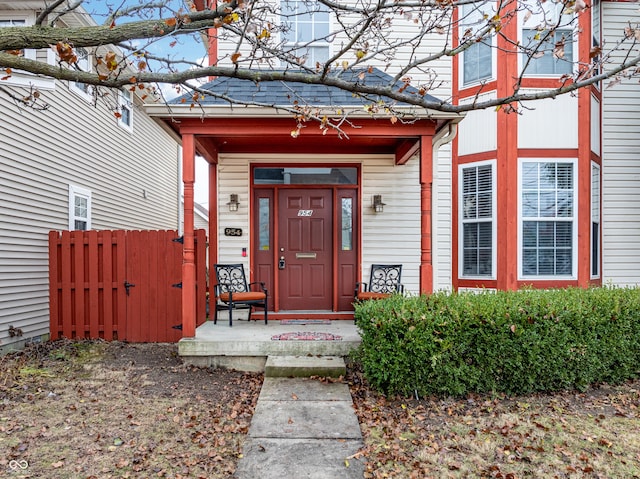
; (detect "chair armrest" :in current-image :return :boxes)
[248,281,267,293]
[354,282,369,299]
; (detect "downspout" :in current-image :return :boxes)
[431,120,461,292]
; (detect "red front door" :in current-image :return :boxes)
[278,189,333,310]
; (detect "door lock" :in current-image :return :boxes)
[278,256,286,269]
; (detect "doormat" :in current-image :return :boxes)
[271,332,343,341]
[280,319,332,325]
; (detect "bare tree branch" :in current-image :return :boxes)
[0,0,638,118]
[35,0,67,26]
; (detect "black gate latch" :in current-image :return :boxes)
[124,281,136,296]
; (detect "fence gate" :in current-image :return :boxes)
[49,229,207,342]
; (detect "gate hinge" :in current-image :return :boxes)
[172,282,183,289]
[172,236,184,244]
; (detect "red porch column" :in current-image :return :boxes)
[208,157,218,320]
[181,134,197,338]
[419,136,434,295]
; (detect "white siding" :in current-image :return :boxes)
[217,158,251,268]
[362,157,421,294]
[591,94,601,156]
[601,2,640,286]
[0,80,180,352]
[433,143,453,291]
[518,93,578,149]
[458,93,498,155]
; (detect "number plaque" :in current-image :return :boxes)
[224,227,242,237]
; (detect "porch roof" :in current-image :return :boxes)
[146,68,462,160]
[171,68,443,108]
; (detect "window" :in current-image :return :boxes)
[591,162,601,278]
[0,14,54,88]
[459,2,493,86]
[463,42,493,85]
[520,161,576,278]
[69,185,92,230]
[520,0,575,76]
[0,18,31,59]
[253,167,357,184]
[118,88,133,129]
[460,162,495,278]
[522,28,574,75]
[341,198,353,251]
[258,198,270,250]
[71,47,93,99]
[281,0,330,65]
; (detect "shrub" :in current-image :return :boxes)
[354,287,640,397]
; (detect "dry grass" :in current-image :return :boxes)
[4,340,640,478]
[0,340,262,478]
[348,365,640,479]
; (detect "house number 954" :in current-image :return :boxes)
[297,210,313,217]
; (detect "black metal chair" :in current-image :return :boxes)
[354,264,404,301]
[214,264,268,326]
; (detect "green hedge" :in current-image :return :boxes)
[354,287,640,397]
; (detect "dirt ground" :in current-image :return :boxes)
[1,340,262,478]
[3,340,640,479]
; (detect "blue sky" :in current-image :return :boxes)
[81,1,208,67]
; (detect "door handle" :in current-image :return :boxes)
[278,256,286,269]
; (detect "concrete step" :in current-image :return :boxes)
[264,355,346,378]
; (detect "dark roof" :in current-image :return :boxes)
[172,68,442,107]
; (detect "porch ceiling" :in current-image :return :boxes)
[166,116,436,163]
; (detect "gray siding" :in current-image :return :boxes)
[601,2,640,286]
[0,80,180,351]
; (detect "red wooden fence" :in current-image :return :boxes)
[49,229,207,342]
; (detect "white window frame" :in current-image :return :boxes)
[458,160,497,279]
[518,158,578,280]
[518,0,577,78]
[68,184,92,231]
[70,47,93,101]
[0,12,55,89]
[591,162,601,279]
[280,0,331,66]
[458,2,496,87]
[118,88,134,130]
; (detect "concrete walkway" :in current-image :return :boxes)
[234,376,365,478]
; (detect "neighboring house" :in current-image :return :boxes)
[182,200,209,233]
[0,1,181,352]
[152,0,638,334]
[193,202,209,232]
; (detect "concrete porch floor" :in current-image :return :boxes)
[179,319,361,372]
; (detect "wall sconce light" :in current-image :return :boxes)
[227,194,240,212]
[372,194,385,213]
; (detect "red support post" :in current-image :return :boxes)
[420,136,434,295]
[208,158,218,320]
[182,134,197,338]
